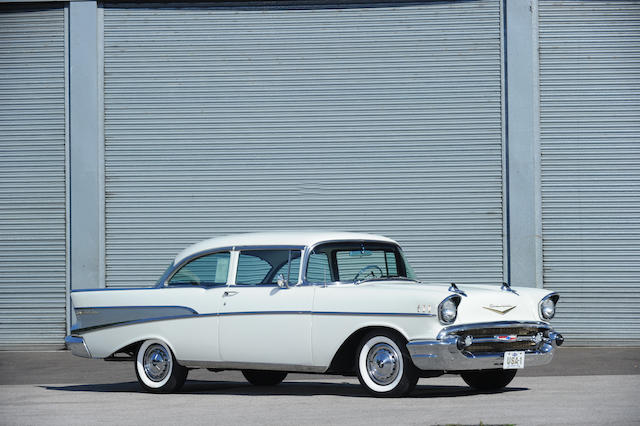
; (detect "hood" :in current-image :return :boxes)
[361,280,554,324]
[445,283,553,324]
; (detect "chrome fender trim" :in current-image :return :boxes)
[178,360,327,373]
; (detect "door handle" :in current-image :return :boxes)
[223,290,239,297]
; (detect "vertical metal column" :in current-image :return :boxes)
[69,1,102,295]
[504,0,542,288]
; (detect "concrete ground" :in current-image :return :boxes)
[0,347,639,425]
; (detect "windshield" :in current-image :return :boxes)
[306,241,418,284]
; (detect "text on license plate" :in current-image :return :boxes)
[503,351,525,369]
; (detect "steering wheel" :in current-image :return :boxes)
[354,265,384,281]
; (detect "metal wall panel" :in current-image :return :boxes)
[103,0,504,288]
[0,4,67,346]
[539,0,640,344]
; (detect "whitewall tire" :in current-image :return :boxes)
[135,339,187,393]
[356,330,418,397]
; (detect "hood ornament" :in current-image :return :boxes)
[448,282,467,297]
[501,281,519,295]
[483,304,517,315]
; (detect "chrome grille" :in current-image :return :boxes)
[468,341,537,353]
[449,326,544,338]
[446,324,548,354]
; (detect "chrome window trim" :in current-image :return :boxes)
[225,283,288,289]
[160,241,401,289]
[162,247,233,288]
[539,292,560,320]
[233,245,306,251]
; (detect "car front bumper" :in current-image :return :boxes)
[406,321,563,371]
[65,335,92,358]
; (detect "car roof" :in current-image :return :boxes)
[173,231,397,264]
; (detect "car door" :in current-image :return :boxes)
[218,248,314,367]
[160,250,231,363]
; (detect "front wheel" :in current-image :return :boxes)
[461,369,517,391]
[135,339,188,393]
[242,370,288,386]
[356,330,418,397]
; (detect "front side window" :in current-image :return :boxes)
[307,252,331,283]
[306,242,417,284]
[168,251,230,287]
[236,249,302,286]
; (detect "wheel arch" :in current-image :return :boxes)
[108,335,180,363]
[326,325,409,374]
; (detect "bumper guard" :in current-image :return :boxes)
[65,335,92,358]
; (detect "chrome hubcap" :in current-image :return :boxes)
[366,343,399,385]
[143,344,171,382]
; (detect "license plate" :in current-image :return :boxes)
[503,351,525,369]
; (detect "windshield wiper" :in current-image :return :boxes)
[386,275,420,282]
[355,276,419,285]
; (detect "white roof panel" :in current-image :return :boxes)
[173,231,397,264]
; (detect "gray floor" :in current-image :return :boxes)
[1,347,639,425]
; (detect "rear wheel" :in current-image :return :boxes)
[242,370,288,386]
[461,369,517,391]
[135,339,188,393]
[356,330,418,397]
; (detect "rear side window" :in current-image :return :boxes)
[168,252,230,287]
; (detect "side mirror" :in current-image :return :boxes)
[276,273,289,289]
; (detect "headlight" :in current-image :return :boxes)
[539,294,559,320]
[439,295,461,324]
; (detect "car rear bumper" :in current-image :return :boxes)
[406,321,563,371]
[65,335,92,358]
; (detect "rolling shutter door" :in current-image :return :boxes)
[539,1,640,344]
[0,4,67,346]
[103,0,504,288]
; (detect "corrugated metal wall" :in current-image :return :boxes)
[102,0,505,288]
[539,0,640,344]
[0,4,67,346]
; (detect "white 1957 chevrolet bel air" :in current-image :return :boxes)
[66,231,563,397]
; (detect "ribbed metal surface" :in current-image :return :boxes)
[0,4,66,346]
[539,0,640,344]
[103,0,504,288]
